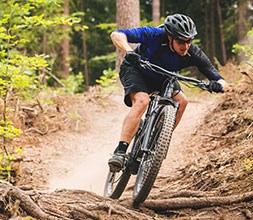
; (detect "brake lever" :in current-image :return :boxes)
[140,61,154,71]
[198,81,211,92]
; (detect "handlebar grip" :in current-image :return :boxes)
[125,51,141,66]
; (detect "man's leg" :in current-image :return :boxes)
[108,92,149,171]
[120,92,149,143]
[173,91,188,129]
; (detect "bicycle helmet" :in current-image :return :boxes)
[164,14,197,39]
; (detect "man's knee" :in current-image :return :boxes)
[131,92,149,110]
[174,91,188,110]
[179,97,188,110]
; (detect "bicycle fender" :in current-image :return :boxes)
[158,97,179,108]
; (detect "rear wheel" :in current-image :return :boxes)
[104,119,144,199]
[133,105,177,205]
[104,168,131,199]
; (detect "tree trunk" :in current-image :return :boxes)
[161,0,165,18]
[210,0,216,62]
[82,32,89,89]
[144,191,253,210]
[115,0,140,71]
[80,0,89,89]
[237,0,249,62]
[60,0,70,79]
[40,33,47,84]
[204,0,210,58]
[216,0,227,65]
[152,0,160,25]
[238,0,248,42]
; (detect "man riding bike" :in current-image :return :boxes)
[108,13,228,172]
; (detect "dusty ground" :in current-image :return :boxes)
[6,76,252,219]
[17,88,214,196]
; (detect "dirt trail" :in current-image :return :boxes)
[45,93,129,194]
[20,90,215,196]
[159,100,211,177]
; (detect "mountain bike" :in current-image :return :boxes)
[104,60,210,206]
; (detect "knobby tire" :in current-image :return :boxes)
[133,104,177,205]
[104,120,144,199]
[104,168,131,199]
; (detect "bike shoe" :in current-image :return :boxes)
[108,153,125,172]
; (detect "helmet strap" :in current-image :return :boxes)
[169,38,176,52]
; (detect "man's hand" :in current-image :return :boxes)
[124,51,141,66]
[208,80,224,93]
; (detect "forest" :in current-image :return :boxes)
[0,0,253,219]
[0,0,252,87]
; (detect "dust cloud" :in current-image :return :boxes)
[47,139,114,196]
[46,94,127,195]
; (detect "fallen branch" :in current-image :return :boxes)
[21,106,35,112]
[150,190,218,200]
[44,69,66,88]
[144,191,253,210]
[1,184,57,220]
[241,71,253,82]
[0,183,153,220]
[201,134,229,139]
[25,124,48,135]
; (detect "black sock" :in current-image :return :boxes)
[114,141,129,153]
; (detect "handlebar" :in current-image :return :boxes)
[139,60,210,91]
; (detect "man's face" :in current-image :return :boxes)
[169,36,192,56]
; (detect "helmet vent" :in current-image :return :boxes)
[181,16,187,22]
[184,23,189,32]
[178,23,185,32]
[174,16,182,22]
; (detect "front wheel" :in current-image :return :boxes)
[133,104,177,205]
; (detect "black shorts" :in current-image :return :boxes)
[119,63,181,107]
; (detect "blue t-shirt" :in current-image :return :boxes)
[117,26,222,81]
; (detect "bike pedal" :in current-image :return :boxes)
[109,163,122,173]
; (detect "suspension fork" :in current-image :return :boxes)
[141,98,179,153]
[141,96,163,153]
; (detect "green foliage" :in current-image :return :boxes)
[59,72,84,94]
[0,147,23,183]
[0,0,82,182]
[0,1,45,182]
[68,111,81,121]
[232,29,253,60]
[96,22,116,34]
[0,120,21,139]
[244,158,253,172]
[96,68,119,93]
[89,52,116,84]
[140,17,164,27]
[0,0,85,81]
[42,72,84,95]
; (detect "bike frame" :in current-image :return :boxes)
[141,82,178,153]
[130,76,177,168]
[130,60,209,168]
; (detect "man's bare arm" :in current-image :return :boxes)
[110,31,133,54]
